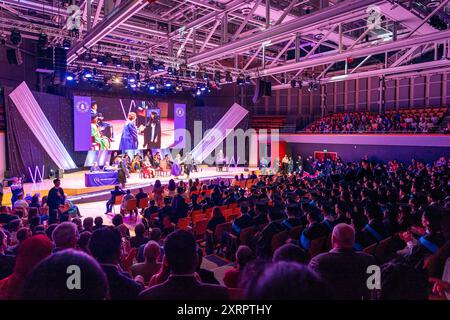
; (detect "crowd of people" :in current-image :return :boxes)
[305,108,447,133]
[0,154,448,300]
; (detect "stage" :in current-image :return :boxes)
[1,166,258,206]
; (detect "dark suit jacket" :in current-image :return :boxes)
[101,264,142,300]
[143,120,161,149]
[309,248,376,300]
[139,275,228,300]
[47,187,65,210]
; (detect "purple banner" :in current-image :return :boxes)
[173,103,186,148]
[74,96,92,151]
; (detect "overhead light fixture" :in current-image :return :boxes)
[245,75,251,84]
[167,67,173,75]
[290,79,296,88]
[236,73,245,85]
[135,62,141,72]
[113,58,122,67]
[225,71,233,83]
[203,72,209,81]
[214,71,221,83]
[82,68,93,79]
[190,71,196,79]
[65,72,75,81]
[62,39,71,50]
[10,29,22,46]
[148,83,156,91]
[157,62,165,72]
[38,32,48,49]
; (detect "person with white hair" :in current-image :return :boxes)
[51,222,79,253]
[308,223,376,300]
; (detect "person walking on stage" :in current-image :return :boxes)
[119,112,139,152]
[184,153,193,179]
[47,179,65,224]
[117,160,128,188]
[282,154,289,174]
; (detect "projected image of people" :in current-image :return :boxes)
[74,97,185,152]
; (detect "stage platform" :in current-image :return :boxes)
[1,166,258,206]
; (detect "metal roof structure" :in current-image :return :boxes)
[1,0,449,88]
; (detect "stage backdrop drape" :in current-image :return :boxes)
[4,86,86,180]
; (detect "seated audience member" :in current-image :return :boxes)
[13,194,28,210]
[255,209,285,258]
[93,216,104,231]
[21,250,108,300]
[273,244,308,264]
[131,240,161,285]
[245,262,332,300]
[379,262,428,300]
[170,187,189,223]
[78,231,92,254]
[28,193,41,209]
[223,245,254,288]
[300,211,329,251]
[231,206,255,236]
[196,248,220,285]
[89,227,142,300]
[130,223,150,249]
[402,207,447,268]
[139,230,228,300]
[82,217,94,233]
[6,227,31,256]
[282,206,302,230]
[354,202,390,250]
[135,188,148,204]
[205,207,226,254]
[309,223,376,300]
[112,214,130,238]
[121,189,135,211]
[0,235,53,299]
[0,230,15,280]
[105,186,125,214]
[161,216,175,237]
[52,222,79,252]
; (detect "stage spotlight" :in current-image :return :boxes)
[135,62,141,72]
[82,68,93,79]
[225,71,233,83]
[203,72,209,81]
[148,83,156,91]
[65,72,75,81]
[97,56,105,65]
[236,73,245,85]
[10,29,22,46]
[196,88,202,96]
[167,67,173,75]
[214,71,221,83]
[157,62,165,72]
[190,71,196,79]
[290,79,296,88]
[164,80,172,88]
[113,58,122,67]
[62,39,71,50]
[245,75,251,84]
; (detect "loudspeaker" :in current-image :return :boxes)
[36,47,54,73]
[54,47,67,80]
[252,79,264,104]
[263,80,272,97]
[6,48,23,65]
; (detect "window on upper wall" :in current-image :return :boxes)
[358,78,368,111]
[346,80,356,111]
[412,76,426,108]
[398,78,410,109]
[429,74,442,107]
